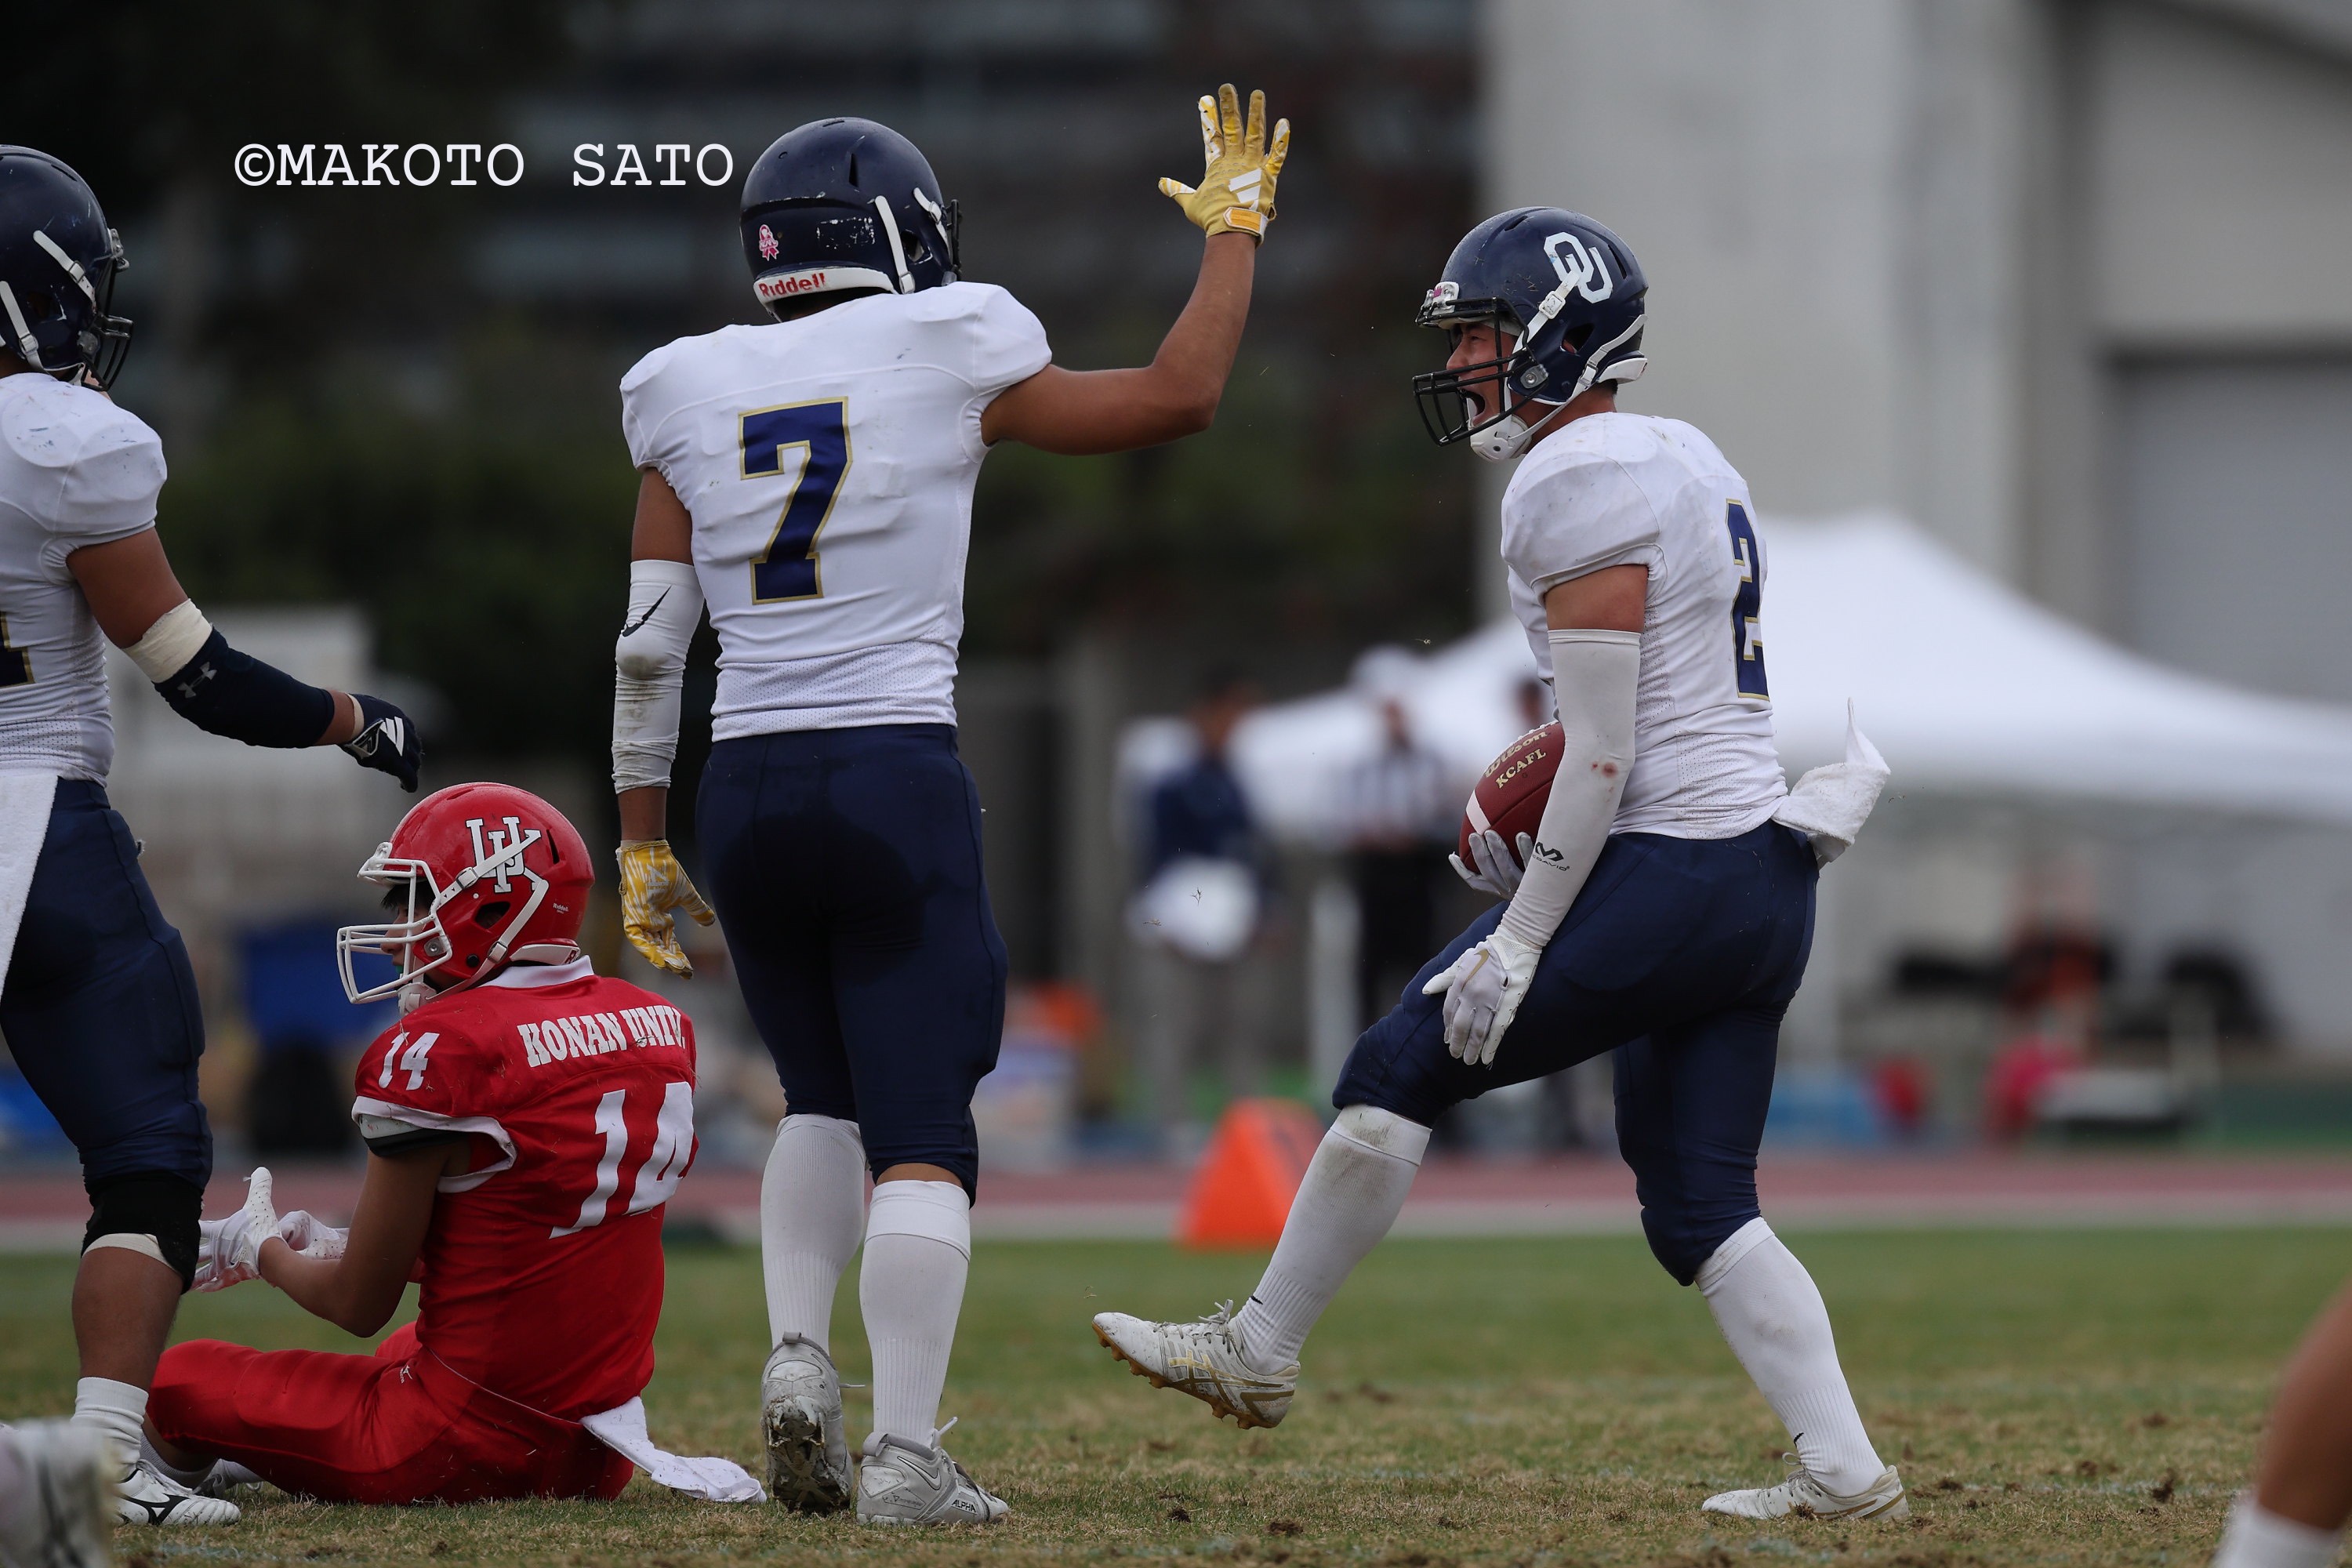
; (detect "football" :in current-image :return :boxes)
[1457,720,1563,870]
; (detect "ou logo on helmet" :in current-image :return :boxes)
[465,815,542,895]
[1543,231,1613,304]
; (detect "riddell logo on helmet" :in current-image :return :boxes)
[755,271,826,301]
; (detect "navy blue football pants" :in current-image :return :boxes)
[2,780,212,1192]
[1334,821,1816,1285]
[698,724,1006,1199]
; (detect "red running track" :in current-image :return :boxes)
[6,1150,2352,1247]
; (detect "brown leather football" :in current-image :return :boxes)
[1458,721,1563,870]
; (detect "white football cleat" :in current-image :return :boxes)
[0,1420,116,1568]
[854,1424,1007,1526]
[760,1334,852,1514]
[198,1461,265,1498]
[1092,1301,1298,1430]
[114,1457,241,1526]
[1702,1462,1908,1522]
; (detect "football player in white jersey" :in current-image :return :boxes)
[0,147,421,1530]
[606,95,1289,1523]
[1092,209,1905,1526]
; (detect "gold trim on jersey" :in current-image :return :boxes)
[738,397,853,606]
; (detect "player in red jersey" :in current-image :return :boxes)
[135,784,756,1506]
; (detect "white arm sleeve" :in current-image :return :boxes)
[1494,628,1641,951]
[612,558,706,793]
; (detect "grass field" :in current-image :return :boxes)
[5,1228,2348,1566]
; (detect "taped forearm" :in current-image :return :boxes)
[1494,629,1640,950]
[138,602,337,748]
[612,559,704,792]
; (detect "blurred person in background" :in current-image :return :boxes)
[1515,673,1552,732]
[1131,668,1270,1153]
[601,92,1289,1524]
[0,147,420,1530]
[1336,673,1459,1030]
[2212,1277,2352,1568]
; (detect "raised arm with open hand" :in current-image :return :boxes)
[978,84,1290,456]
[1159,83,1290,241]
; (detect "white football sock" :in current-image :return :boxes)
[1230,1105,1428,1374]
[1697,1219,1884,1496]
[760,1113,868,1352]
[140,1431,214,1490]
[2212,1496,2344,1568]
[73,1375,147,1471]
[860,1179,971,1446]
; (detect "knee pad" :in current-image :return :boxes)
[865,1179,971,1259]
[1332,1105,1432,1164]
[85,1174,203,1290]
[1693,1217,1776,1296]
[1642,1203,1766,1289]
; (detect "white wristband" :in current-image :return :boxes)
[123,599,212,683]
[612,559,704,793]
[1494,627,1640,951]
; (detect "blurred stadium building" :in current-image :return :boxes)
[1490,0,2352,1091]
[10,0,2352,1164]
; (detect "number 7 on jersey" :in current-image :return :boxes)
[739,400,851,603]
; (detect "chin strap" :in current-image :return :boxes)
[873,195,914,293]
[0,282,43,367]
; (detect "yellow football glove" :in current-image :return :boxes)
[616,839,716,977]
[1159,83,1290,241]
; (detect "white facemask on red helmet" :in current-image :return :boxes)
[337,782,594,1008]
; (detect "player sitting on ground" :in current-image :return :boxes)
[1092,209,1905,1524]
[140,785,753,1507]
[607,90,1289,1524]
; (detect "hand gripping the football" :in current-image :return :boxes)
[616,839,717,977]
[1160,84,1290,241]
[1430,628,1644,1068]
[1422,927,1541,1066]
[1449,828,1533,901]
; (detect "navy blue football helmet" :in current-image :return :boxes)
[1413,208,1646,459]
[739,118,958,315]
[0,147,131,388]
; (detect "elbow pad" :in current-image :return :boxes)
[612,559,704,793]
[154,626,336,750]
[1495,628,1641,951]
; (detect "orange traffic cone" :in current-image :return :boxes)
[1176,1098,1326,1249]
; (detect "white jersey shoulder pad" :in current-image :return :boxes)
[1,375,165,538]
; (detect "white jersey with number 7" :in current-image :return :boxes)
[619,282,1051,741]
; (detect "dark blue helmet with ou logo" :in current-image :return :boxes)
[739,118,959,316]
[1412,208,1646,460]
[0,147,132,389]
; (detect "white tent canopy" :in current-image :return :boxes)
[1200,513,2352,843]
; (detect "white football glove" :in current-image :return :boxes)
[1421,929,1543,1066]
[1448,829,1532,901]
[275,1209,347,1262]
[194,1168,278,1291]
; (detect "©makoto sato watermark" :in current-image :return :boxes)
[234,142,738,190]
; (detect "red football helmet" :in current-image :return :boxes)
[337,782,594,1004]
